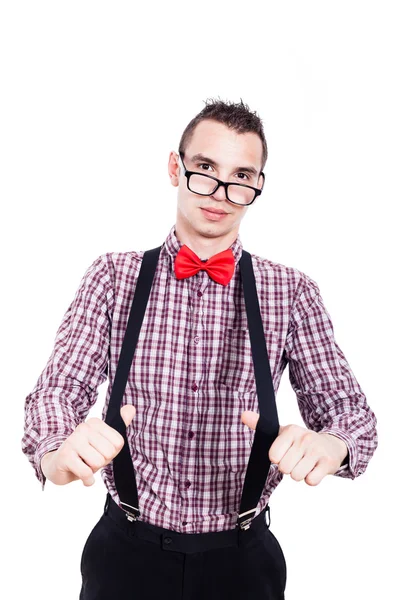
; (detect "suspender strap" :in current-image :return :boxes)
[236,250,280,529]
[105,246,162,521]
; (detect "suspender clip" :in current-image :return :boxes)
[237,507,257,530]
[120,501,141,522]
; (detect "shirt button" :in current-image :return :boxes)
[188,431,195,439]
[185,479,191,488]
[192,383,198,392]
[194,336,200,344]
[197,291,202,297]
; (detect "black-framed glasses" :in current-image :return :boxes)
[178,152,265,206]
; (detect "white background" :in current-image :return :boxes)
[1,1,397,598]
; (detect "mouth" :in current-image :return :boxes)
[201,207,228,215]
[200,207,229,221]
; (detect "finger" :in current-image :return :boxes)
[304,460,329,486]
[275,444,304,474]
[83,418,124,451]
[269,429,295,464]
[120,404,136,427]
[72,434,109,474]
[241,410,259,430]
[289,454,318,481]
[86,429,119,464]
[63,451,96,486]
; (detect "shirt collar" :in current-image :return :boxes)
[161,224,243,272]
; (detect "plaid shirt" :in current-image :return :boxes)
[21,224,378,533]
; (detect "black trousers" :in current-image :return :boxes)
[79,494,287,599]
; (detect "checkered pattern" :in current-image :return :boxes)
[21,224,378,533]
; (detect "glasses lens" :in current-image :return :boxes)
[227,184,255,205]
[188,174,218,195]
[188,173,255,205]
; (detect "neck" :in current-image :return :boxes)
[175,222,238,261]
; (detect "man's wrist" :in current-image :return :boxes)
[40,450,57,477]
[319,432,349,466]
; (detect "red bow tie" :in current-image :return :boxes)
[174,244,235,286]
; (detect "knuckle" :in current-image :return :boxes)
[287,424,299,433]
[76,422,89,435]
[303,431,316,444]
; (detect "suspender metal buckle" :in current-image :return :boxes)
[237,507,257,530]
[120,501,141,522]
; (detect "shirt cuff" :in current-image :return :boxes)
[319,427,358,479]
[34,434,70,491]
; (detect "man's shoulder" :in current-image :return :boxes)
[249,250,316,294]
[80,250,146,289]
[107,249,145,261]
[98,249,146,270]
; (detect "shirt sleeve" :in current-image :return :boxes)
[21,254,113,490]
[284,272,378,480]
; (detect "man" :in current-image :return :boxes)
[22,98,378,599]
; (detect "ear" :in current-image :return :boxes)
[168,151,180,188]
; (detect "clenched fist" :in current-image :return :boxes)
[40,405,136,487]
[241,416,349,486]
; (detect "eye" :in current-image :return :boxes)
[237,172,249,181]
[198,163,213,171]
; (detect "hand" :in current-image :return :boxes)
[40,405,136,487]
[241,413,348,486]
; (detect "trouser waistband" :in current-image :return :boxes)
[103,493,270,554]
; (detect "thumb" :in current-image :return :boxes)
[120,404,136,428]
[241,410,259,431]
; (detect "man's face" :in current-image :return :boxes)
[169,119,264,240]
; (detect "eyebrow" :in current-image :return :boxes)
[189,153,259,177]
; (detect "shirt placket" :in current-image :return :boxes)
[179,270,209,530]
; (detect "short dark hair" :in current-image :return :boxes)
[178,97,268,173]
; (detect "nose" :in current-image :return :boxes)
[211,182,228,202]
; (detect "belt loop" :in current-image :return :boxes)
[104,493,110,515]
